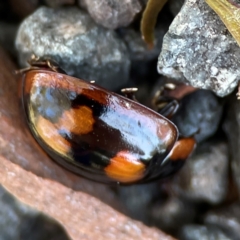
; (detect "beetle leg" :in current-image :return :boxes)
[121,88,138,101]
[157,98,179,119]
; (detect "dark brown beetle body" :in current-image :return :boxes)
[20,60,195,184]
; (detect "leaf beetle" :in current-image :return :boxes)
[19,56,195,184]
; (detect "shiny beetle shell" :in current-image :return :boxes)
[21,69,180,184]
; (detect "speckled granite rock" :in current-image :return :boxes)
[79,0,142,29]
[158,0,240,97]
[15,7,130,90]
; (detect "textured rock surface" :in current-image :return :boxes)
[172,141,229,204]
[79,0,142,29]
[172,90,223,142]
[0,46,175,240]
[15,7,130,90]
[0,186,69,240]
[204,203,240,240]
[180,225,233,240]
[118,182,197,234]
[121,24,168,63]
[223,96,240,195]
[158,0,240,97]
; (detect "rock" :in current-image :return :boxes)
[120,24,169,63]
[204,203,240,240]
[223,96,240,195]
[79,0,142,29]
[179,224,233,240]
[171,90,223,142]
[118,182,197,234]
[118,182,163,223]
[157,0,240,97]
[172,141,229,204]
[15,7,130,90]
[149,195,196,234]
[0,186,69,240]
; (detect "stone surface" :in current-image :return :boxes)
[15,7,130,90]
[172,90,223,142]
[0,46,175,240]
[180,225,233,240]
[79,0,142,29]
[0,186,69,240]
[172,141,229,204]
[204,203,240,240]
[158,0,240,97]
[118,182,197,234]
[121,24,169,63]
[223,96,240,195]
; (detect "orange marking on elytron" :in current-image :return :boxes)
[105,151,146,183]
[169,137,196,161]
[57,106,95,135]
[36,116,71,155]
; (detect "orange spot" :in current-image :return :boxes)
[57,106,94,135]
[105,151,145,183]
[36,116,71,156]
[169,138,196,161]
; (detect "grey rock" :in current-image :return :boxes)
[118,182,196,233]
[223,96,240,194]
[172,90,223,142]
[118,182,160,223]
[150,195,196,233]
[0,185,69,240]
[204,203,240,240]
[158,0,240,97]
[79,0,142,29]
[172,141,229,204]
[180,225,234,240]
[15,7,130,90]
[121,24,168,63]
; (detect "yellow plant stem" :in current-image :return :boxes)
[205,0,240,46]
[141,0,168,49]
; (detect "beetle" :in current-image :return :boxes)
[20,57,195,184]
